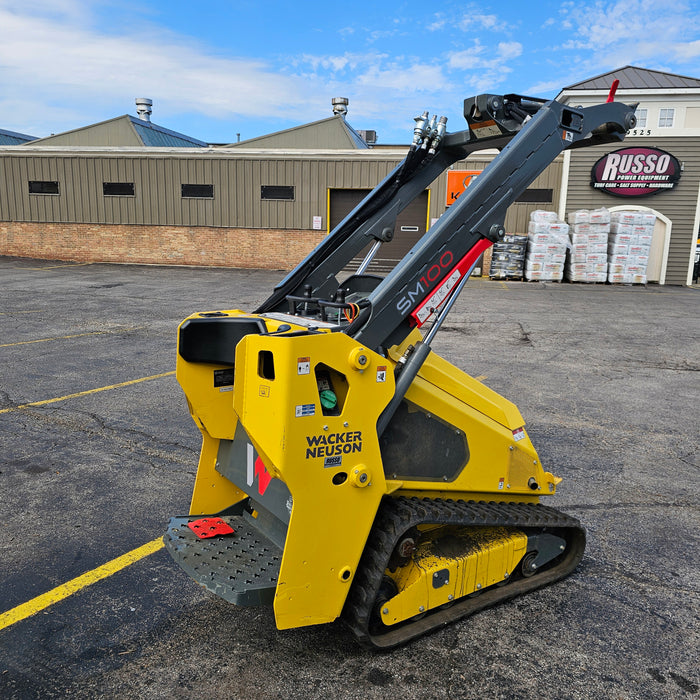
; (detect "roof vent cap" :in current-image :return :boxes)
[332,97,349,118]
[135,98,153,122]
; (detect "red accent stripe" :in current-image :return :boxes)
[255,456,272,495]
[411,238,493,327]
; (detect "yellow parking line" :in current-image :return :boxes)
[0,371,176,414]
[0,538,164,632]
[0,331,106,348]
[0,310,41,316]
[26,262,92,270]
[475,375,487,382]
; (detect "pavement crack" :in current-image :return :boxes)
[439,325,471,335]
[568,501,697,511]
[584,559,700,596]
[516,322,533,345]
[5,405,198,464]
[631,359,700,372]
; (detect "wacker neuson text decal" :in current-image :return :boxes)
[306,431,363,463]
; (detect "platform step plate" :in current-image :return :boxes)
[164,515,282,606]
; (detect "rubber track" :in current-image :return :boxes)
[341,496,586,649]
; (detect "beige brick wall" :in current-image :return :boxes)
[0,222,326,269]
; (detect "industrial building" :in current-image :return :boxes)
[0,67,698,284]
[557,66,700,285]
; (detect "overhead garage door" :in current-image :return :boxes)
[329,189,430,274]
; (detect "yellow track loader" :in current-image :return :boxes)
[164,87,637,647]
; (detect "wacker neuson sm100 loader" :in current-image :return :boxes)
[165,85,637,648]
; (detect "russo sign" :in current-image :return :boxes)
[591,147,681,197]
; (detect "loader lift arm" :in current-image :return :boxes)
[256,94,637,354]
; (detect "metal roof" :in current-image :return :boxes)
[225,115,370,149]
[0,128,37,145]
[563,65,700,91]
[25,115,206,148]
[128,116,207,147]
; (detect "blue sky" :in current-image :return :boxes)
[1,0,700,144]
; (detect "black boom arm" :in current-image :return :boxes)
[256,93,637,353]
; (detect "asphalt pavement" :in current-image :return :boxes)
[0,256,698,699]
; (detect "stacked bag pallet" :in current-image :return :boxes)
[608,211,656,284]
[565,208,610,283]
[488,234,528,279]
[525,210,567,281]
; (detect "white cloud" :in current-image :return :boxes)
[523,0,700,96]
[355,63,448,93]
[2,0,90,24]
[429,6,511,34]
[446,41,522,91]
[675,39,700,60]
[0,1,311,134]
[555,0,700,66]
[288,51,451,117]
[458,13,500,31]
[294,54,360,73]
[447,43,488,70]
[366,29,402,43]
[497,42,523,61]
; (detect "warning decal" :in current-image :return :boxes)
[471,119,501,139]
[512,427,526,442]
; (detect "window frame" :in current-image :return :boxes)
[261,185,295,201]
[514,188,553,204]
[658,108,675,128]
[103,182,135,197]
[635,108,648,128]
[28,180,60,195]
[181,183,215,199]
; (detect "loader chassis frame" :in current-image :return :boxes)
[164,89,637,647]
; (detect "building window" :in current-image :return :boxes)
[635,108,647,128]
[261,185,295,200]
[28,180,59,195]
[103,182,135,196]
[658,108,674,128]
[515,188,553,203]
[181,184,214,198]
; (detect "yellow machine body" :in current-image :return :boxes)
[382,526,528,625]
[161,91,637,646]
[174,310,560,631]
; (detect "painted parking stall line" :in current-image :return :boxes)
[25,262,93,270]
[0,538,165,632]
[0,371,176,414]
[0,310,42,316]
[0,331,107,348]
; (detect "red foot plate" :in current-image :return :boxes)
[187,517,235,539]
